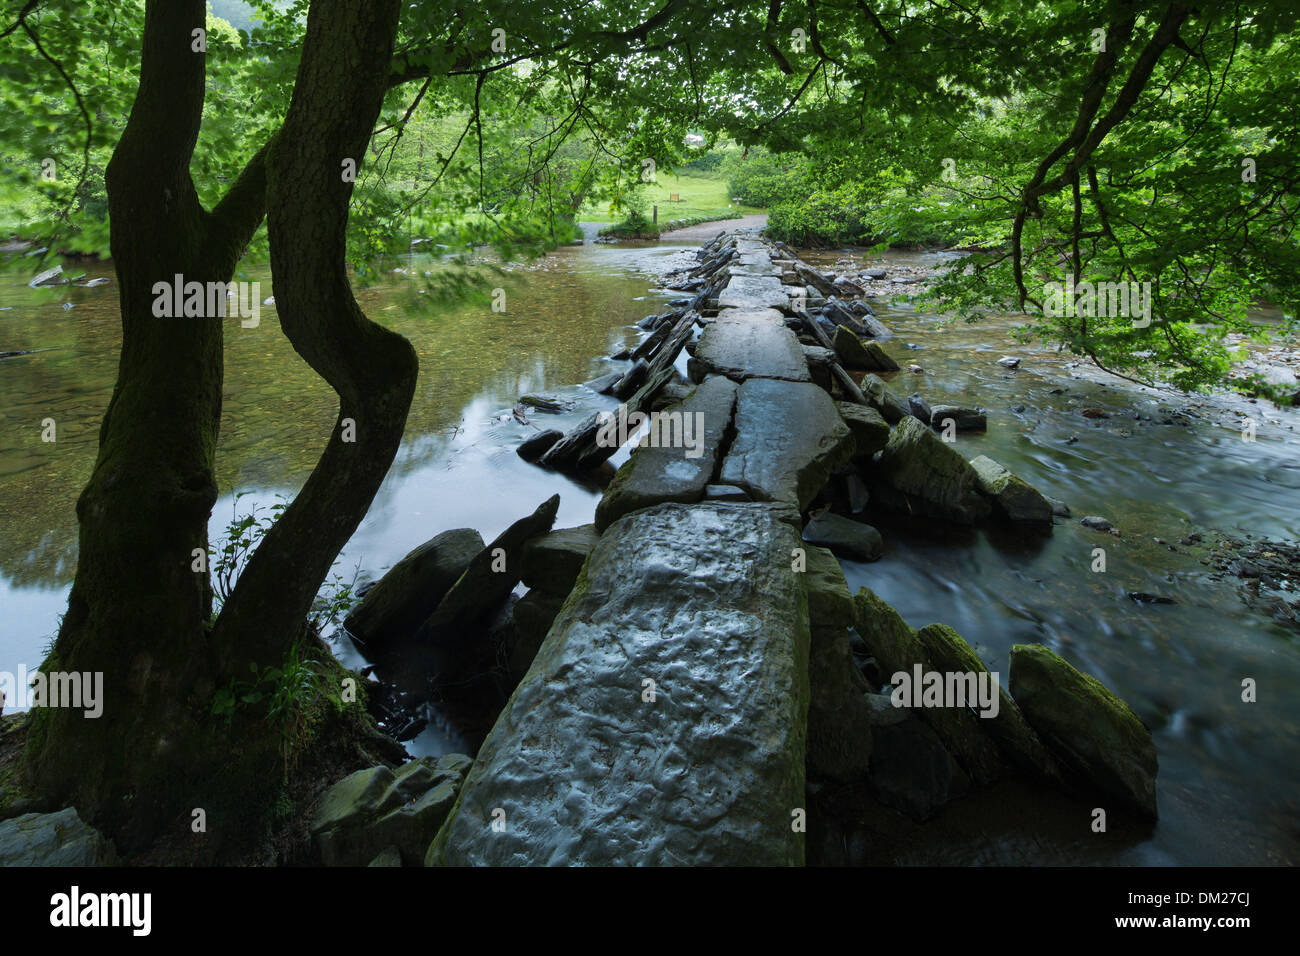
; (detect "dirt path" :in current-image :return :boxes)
[660,213,768,241]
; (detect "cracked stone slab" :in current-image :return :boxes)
[427,501,810,866]
[732,249,774,274]
[719,378,854,510]
[690,310,810,384]
[594,376,738,532]
[717,274,789,311]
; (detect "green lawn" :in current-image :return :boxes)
[580,171,764,224]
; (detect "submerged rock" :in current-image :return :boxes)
[1009,644,1159,819]
[516,428,563,462]
[869,719,954,821]
[930,405,987,431]
[584,371,623,394]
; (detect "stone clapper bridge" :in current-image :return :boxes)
[418,231,1160,866]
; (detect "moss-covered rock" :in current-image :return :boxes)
[969,455,1053,525]
[851,586,924,681]
[896,625,1003,786]
[1009,644,1158,819]
[804,546,855,629]
[915,624,1065,786]
[835,401,891,459]
[860,374,910,424]
[872,416,992,523]
[519,524,601,595]
[311,754,472,866]
[343,528,485,653]
[833,324,875,369]
[807,625,873,781]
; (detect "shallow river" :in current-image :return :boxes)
[1,231,1296,865]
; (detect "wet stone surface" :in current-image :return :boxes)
[428,501,810,866]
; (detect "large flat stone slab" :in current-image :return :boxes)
[717,274,789,311]
[719,378,854,510]
[732,248,774,274]
[594,376,738,532]
[427,502,810,866]
[690,310,810,384]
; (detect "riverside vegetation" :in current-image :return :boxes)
[0,0,1296,865]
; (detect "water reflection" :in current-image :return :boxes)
[0,239,1296,864]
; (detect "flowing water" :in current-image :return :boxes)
[0,233,1296,865]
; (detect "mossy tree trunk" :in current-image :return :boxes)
[25,0,267,850]
[25,0,412,854]
[210,0,416,675]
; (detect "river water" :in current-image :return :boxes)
[1,232,1296,866]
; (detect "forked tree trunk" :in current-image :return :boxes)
[24,0,271,850]
[210,0,417,674]
[22,0,412,854]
